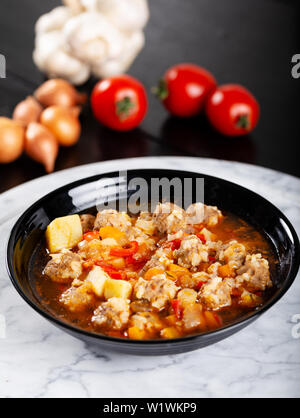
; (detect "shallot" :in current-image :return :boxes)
[12,96,43,126]
[34,79,87,108]
[25,122,59,173]
[41,105,81,146]
[0,117,24,163]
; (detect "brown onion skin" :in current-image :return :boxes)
[25,122,59,173]
[40,106,81,147]
[12,96,43,126]
[34,79,87,108]
[0,117,24,163]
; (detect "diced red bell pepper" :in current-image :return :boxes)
[208,255,216,262]
[196,233,206,244]
[171,299,183,320]
[82,230,99,242]
[213,312,222,326]
[95,261,127,280]
[164,238,182,250]
[196,281,206,290]
[110,241,139,257]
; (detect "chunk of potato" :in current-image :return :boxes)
[46,215,83,253]
[86,266,109,297]
[104,278,132,300]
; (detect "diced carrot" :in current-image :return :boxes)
[161,327,181,339]
[166,314,178,326]
[99,226,125,241]
[166,271,178,281]
[218,264,233,278]
[128,326,147,340]
[204,311,222,329]
[167,264,189,278]
[144,267,165,281]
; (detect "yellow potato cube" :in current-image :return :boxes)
[104,278,132,300]
[46,215,83,253]
[86,266,109,297]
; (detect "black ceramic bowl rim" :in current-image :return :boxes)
[6,169,300,348]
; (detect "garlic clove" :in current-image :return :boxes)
[25,122,59,173]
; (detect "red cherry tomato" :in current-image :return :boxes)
[154,63,217,117]
[91,75,148,131]
[206,84,260,136]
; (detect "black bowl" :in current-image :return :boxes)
[6,169,300,355]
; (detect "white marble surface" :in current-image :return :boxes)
[0,157,299,398]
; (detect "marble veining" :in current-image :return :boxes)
[0,157,299,398]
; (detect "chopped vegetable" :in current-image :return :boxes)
[82,230,99,242]
[110,241,139,257]
[196,233,206,244]
[171,299,183,320]
[161,327,181,339]
[45,214,83,253]
[99,226,125,242]
[128,326,147,340]
[86,266,109,297]
[144,267,165,281]
[95,261,127,281]
[104,277,132,299]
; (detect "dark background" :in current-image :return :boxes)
[0,0,299,193]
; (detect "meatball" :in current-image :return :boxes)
[130,312,164,334]
[92,297,130,330]
[127,226,156,250]
[219,241,246,269]
[175,235,208,268]
[80,214,96,233]
[60,282,95,312]
[236,254,272,291]
[94,209,132,232]
[135,212,156,235]
[186,203,222,227]
[153,202,187,234]
[199,276,234,310]
[134,275,178,310]
[44,251,82,284]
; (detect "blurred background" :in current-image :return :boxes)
[0,0,299,192]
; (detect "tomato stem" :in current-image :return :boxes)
[236,114,250,130]
[116,97,135,120]
[152,79,169,100]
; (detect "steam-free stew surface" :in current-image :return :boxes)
[32,203,275,340]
